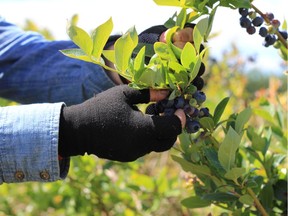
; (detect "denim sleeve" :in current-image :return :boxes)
[0,17,116,106]
[0,102,70,184]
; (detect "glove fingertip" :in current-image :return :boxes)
[152,115,182,139]
[122,85,150,104]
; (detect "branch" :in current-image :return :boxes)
[247,187,269,216]
[251,3,288,49]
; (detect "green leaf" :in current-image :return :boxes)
[60,48,93,63]
[218,127,241,171]
[181,42,197,69]
[188,55,202,84]
[193,17,209,50]
[203,192,238,202]
[168,61,188,89]
[213,97,230,125]
[178,132,192,153]
[133,43,155,58]
[133,46,146,81]
[239,194,254,206]
[199,117,215,131]
[220,0,251,9]
[202,147,226,177]
[137,66,166,88]
[235,107,252,134]
[91,17,113,59]
[70,14,79,26]
[176,8,187,28]
[102,50,115,64]
[247,127,268,155]
[114,33,135,72]
[253,108,276,125]
[66,24,93,55]
[206,5,218,38]
[187,11,201,23]
[171,155,211,176]
[154,42,178,61]
[153,0,181,6]
[259,182,274,213]
[181,196,211,209]
[224,167,246,182]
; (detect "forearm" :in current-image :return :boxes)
[0,103,69,184]
[0,18,116,105]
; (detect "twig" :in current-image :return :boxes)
[247,187,269,216]
[251,3,288,49]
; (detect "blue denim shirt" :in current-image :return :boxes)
[0,17,116,184]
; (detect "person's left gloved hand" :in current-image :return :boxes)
[58,85,185,162]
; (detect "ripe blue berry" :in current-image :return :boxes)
[252,16,264,27]
[279,30,288,39]
[265,12,274,21]
[199,107,210,117]
[192,77,204,90]
[259,27,268,37]
[183,104,195,116]
[193,91,206,104]
[239,8,249,17]
[198,62,206,76]
[186,119,201,133]
[264,34,277,46]
[246,25,256,35]
[240,17,251,28]
[174,96,185,109]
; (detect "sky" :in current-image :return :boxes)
[1,0,287,75]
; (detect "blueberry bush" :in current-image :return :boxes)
[0,0,287,215]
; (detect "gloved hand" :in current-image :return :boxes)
[58,85,184,162]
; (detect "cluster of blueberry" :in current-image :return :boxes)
[239,8,287,47]
[146,62,209,134]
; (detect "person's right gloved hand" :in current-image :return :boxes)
[58,85,185,162]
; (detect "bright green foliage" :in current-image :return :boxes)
[61,15,208,94]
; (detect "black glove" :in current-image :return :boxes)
[58,85,182,162]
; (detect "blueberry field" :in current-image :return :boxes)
[0,1,287,215]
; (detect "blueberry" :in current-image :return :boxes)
[199,107,210,117]
[184,105,199,117]
[186,119,201,133]
[193,91,206,104]
[240,17,251,28]
[265,12,274,21]
[198,62,206,76]
[264,34,277,46]
[246,25,256,35]
[252,16,264,27]
[174,96,185,109]
[239,8,249,17]
[259,27,268,37]
[279,30,288,39]
[192,77,204,90]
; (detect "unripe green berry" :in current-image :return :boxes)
[273,41,281,49]
[248,11,257,19]
[267,25,277,34]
